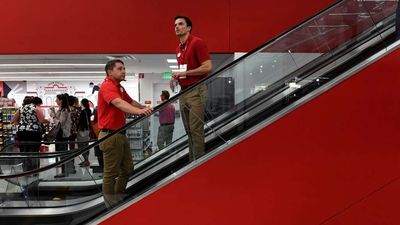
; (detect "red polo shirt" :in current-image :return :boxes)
[98,77,133,130]
[176,35,210,88]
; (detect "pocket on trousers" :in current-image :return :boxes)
[99,134,115,152]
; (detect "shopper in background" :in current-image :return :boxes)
[170,15,212,161]
[157,90,175,150]
[13,96,46,174]
[54,93,74,178]
[77,98,92,167]
[98,59,152,208]
[68,95,80,152]
[90,107,103,172]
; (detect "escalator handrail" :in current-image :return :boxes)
[0,139,97,157]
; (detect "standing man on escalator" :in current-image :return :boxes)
[170,15,212,161]
[98,59,152,209]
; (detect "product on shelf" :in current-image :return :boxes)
[0,106,18,151]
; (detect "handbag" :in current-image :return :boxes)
[43,123,61,141]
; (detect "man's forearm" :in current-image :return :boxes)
[185,60,212,77]
[131,100,145,108]
[112,98,142,114]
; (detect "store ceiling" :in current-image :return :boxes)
[0,54,233,81]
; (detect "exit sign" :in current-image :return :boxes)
[162,72,172,79]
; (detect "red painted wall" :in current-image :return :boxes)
[100,48,400,224]
[0,0,334,54]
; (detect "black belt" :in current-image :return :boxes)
[101,128,126,134]
[160,123,174,126]
[100,128,116,133]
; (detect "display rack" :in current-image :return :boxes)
[0,107,17,151]
[126,116,151,161]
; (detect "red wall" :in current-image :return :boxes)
[0,0,334,54]
[100,48,400,224]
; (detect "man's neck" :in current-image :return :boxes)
[108,76,121,84]
[179,33,190,44]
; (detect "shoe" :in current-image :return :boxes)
[80,161,90,167]
[54,173,66,178]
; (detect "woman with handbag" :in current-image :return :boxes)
[54,93,75,178]
[77,98,92,167]
[68,96,81,153]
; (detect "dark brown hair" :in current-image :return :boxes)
[105,59,124,75]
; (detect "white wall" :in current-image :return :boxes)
[139,73,173,107]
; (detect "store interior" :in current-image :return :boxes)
[0,53,233,159]
[0,54,233,107]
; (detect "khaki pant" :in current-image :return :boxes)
[179,85,207,161]
[157,124,174,150]
[99,132,133,209]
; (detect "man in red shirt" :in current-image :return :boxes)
[171,15,212,161]
[157,90,175,150]
[98,59,152,209]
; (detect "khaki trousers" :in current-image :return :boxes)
[179,85,207,161]
[99,132,133,209]
[157,124,174,150]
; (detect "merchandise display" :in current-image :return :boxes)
[126,116,151,161]
[0,106,17,150]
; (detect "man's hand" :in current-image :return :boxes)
[137,107,153,116]
[172,71,186,79]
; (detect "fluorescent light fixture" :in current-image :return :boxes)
[0,63,104,67]
[167,59,178,63]
[171,69,180,72]
[169,65,179,69]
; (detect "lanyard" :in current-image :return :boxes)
[177,36,191,66]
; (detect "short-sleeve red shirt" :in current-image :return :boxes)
[176,35,211,88]
[98,77,133,130]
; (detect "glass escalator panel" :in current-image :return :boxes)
[0,141,103,209]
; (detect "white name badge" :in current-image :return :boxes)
[178,64,187,79]
[179,64,187,72]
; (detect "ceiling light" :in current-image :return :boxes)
[169,65,179,69]
[167,59,178,63]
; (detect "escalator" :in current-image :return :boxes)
[1,0,399,224]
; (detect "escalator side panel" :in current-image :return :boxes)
[99,48,400,225]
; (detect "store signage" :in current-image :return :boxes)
[162,72,172,79]
[38,81,75,95]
